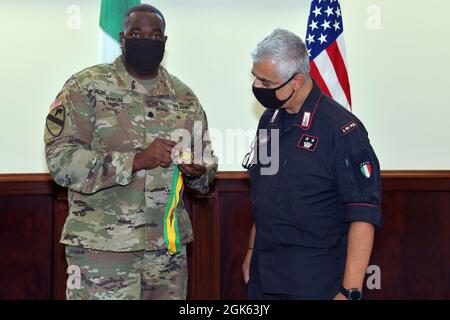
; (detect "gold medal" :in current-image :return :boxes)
[179,150,193,163]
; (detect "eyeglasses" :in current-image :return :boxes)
[242,135,257,171]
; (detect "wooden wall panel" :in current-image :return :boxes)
[52,192,68,300]
[219,190,253,300]
[0,171,449,300]
[0,195,53,299]
[366,190,450,299]
[185,190,220,300]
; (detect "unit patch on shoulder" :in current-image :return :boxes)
[46,105,65,137]
[341,121,358,135]
[360,161,372,178]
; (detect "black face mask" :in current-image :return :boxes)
[123,38,165,75]
[252,73,296,109]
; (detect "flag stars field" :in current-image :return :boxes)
[325,6,334,16]
[318,33,328,44]
[321,19,331,31]
[306,0,352,110]
[313,6,322,17]
[333,21,341,31]
[309,20,319,31]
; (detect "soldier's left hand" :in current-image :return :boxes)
[178,164,206,179]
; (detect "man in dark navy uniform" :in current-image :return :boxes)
[242,29,383,300]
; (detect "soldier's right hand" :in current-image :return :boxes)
[133,138,177,171]
[242,249,252,285]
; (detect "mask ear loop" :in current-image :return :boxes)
[252,72,297,91]
[270,73,298,110]
[272,73,298,91]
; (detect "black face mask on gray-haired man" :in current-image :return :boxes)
[243,28,383,301]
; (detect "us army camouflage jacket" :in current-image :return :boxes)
[44,57,218,252]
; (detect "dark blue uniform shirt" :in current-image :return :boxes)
[248,82,383,299]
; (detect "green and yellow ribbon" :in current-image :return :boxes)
[163,166,183,255]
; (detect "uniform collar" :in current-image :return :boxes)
[293,80,323,131]
[113,56,177,97]
[260,81,323,133]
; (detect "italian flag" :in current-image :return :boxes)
[360,162,372,178]
[97,0,141,63]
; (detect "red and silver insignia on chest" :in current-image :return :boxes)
[297,134,319,152]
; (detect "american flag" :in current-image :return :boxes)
[306,0,352,111]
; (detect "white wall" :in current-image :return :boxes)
[0,0,449,173]
[0,0,99,173]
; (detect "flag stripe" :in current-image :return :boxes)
[336,35,349,69]
[97,29,122,64]
[98,0,140,63]
[326,39,352,107]
[99,0,140,41]
[310,60,333,98]
[314,50,351,110]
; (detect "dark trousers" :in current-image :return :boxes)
[247,250,336,300]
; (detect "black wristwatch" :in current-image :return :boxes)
[340,286,363,300]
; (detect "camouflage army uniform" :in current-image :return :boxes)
[65,245,188,300]
[44,56,217,299]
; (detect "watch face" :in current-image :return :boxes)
[349,289,363,300]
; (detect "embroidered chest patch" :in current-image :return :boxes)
[297,134,319,152]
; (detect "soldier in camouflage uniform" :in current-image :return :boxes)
[44,4,217,300]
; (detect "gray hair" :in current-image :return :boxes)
[251,28,310,82]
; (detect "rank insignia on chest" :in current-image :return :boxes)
[297,134,319,152]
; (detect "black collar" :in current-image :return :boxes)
[260,81,324,132]
[292,81,324,131]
